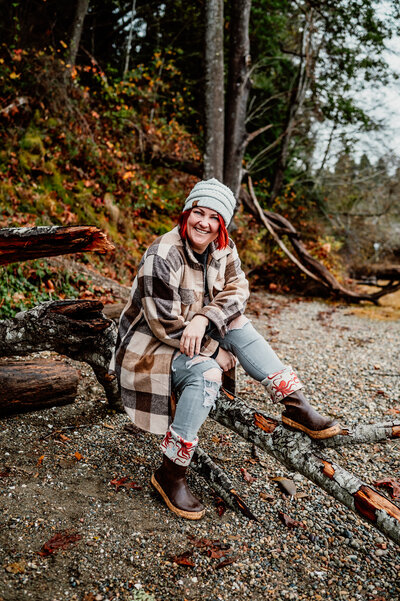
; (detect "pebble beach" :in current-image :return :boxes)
[1,292,399,601]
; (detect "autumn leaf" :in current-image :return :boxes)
[110,476,142,491]
[373,477,400,499]
[0,467,11,478]
[240,468,256,484]
[214,556,238,570]
[278,511,306,529]
[214,496,226,517]
[37,530,81,556]
[170,550,195,567]
[74,451,83,461]
[37,455,45,466]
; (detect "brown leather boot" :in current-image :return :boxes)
[151,455,205,520]
[281,390,341,439]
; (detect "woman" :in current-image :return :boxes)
[112,178,341,520]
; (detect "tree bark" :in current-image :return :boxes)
[68,0,90,67]
[0,300,121,410]
[211,390,400,545]
[204,0,225,181]
[223,0,252,199]
[123,0,137,79]
[0,226,114,266]
[0,358,79,414]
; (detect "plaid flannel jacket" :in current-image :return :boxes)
[111,226,249,434]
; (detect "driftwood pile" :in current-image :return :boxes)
[1,225,400,547]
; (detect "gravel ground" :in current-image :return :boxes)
[1,292,399,601]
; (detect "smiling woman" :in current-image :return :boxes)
[111,178,342,520]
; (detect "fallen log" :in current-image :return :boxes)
[0,226,114,266]
[211,390,400,545]
[0,358,79,414]
[0,300,121,410]
[242,177,400,304]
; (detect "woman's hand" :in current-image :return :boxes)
[216,348,237,372]
[180,315,209,357]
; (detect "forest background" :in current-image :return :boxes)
[1,0,400,318]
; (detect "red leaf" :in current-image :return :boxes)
[37,530,81,556]
[170,550,195,567]
[214,556,238,569]
[373,477,400,499]
[187,535,215,548]
[215,496,226,517]
[278,511,306,529]
[0,467,11,478]
[110,476,142,491]
[240,468,256,484]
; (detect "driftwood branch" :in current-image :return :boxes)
[211,390,400,545]
[192,447,258,520]
[0,226,115,266]
[243,178,400,303]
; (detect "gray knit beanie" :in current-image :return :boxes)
[183,178,236,226]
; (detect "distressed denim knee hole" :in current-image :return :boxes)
[202,367,222,408]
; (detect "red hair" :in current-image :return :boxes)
[178,209,228,250]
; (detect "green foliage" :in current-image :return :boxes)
[0,260,80,318]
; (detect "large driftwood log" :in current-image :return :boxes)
[1,300,400,544]
[211,390,400,545]
[0,358,79,413]
[0,226,114,265]
[242,178,400,304]
[0,300,120,409]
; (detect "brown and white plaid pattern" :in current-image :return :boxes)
[111,226,249,435]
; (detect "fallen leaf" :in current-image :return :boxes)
[385,407,400,415]
[102,423,115,430]
[240,468,256,484]
[74,452,83,461]
[37,455,45,466]
[37,530,81,556]
[170,550,194,567]
[0,467,11,478]
[259,491,274,502]
[215,496,226,517]
[373,477,400,499]
[110,476,142,491]
[271,477,297,496]
[214,556,238,569]
[278,511,306,529]
[58,434,71,443]
[187,535,215,548]
[5,561,26,574]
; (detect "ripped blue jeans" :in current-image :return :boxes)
[170,316,285,444]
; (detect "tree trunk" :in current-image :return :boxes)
[68,0,90,67]
[223,0,252,199]
[0,358,79,414]
[269,10,313,203]
[123,0,137,79]
[204,0,225,181]
[0,226,114,266]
